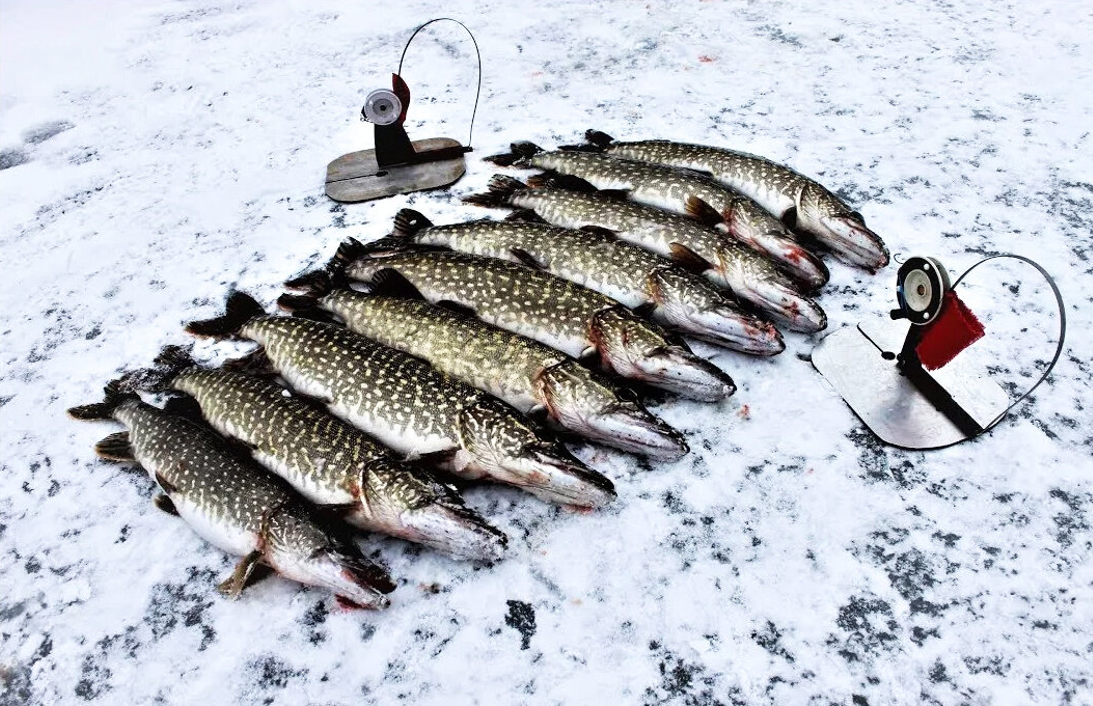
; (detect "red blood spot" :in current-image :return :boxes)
[737,404,751,419]
[699,55,716,63]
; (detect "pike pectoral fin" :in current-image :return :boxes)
[668,243,712,273]
[411,449,460,469]
[510,248,543,269]
[579,225,618,238]
[504,208,546,223]
[684,196,724,227]
[154,494,179,516]
[94,432,135,462]
[781,206,798,230]
[154,470,178,494]
[223,347,276,376]
[217,550,265,599]
[632,302,657,318]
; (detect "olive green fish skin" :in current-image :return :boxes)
[171,369,508,560]
[315,290,689,460]
[340,251,736,401]
[478,183,826,333]
[522,150,829,289]
[600,139,890,270]
[396,217,783,354]
[109,399,392,607]
[235,315,615,508]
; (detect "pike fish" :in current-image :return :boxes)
[326,244,737,402]
[128,348,507,561]
[579,130,890,270]
[486,141,829,290]
[68,383,395,608]
[279,280,688,460]
[186,293,615,508]
[373,208,784,355]
[465,175,827,333]
[577,131,889,270]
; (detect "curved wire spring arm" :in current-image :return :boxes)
[952,254,1067,434]
[397,17,482,150]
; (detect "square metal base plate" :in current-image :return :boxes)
[325,137,466,203]
[812,318,1010,449]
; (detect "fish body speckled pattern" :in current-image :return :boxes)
[145,360,508,561]
[280,285,689,459]
[587,132,891,270]
[381,208,785,353]
[67,386,394,608]
[489,143,831,289]
[332,246,736,401]
[186,294,616,508]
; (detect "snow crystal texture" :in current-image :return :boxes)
[1,1,1091,704]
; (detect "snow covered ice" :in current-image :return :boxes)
[1,1,1091,704]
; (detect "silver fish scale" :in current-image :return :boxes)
[528,151,785,233]
[322,290,566,412]
[241,316,485,456]
[344,251,619,358]
[411,219,690,309]
[113,399,310,542]
[171,369,448,511]
[603,140,847,219]
[507,188,787,286]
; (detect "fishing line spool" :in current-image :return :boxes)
[325,18,482,203]
[812,253,1065,449]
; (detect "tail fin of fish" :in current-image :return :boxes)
[277,292,324,316]
[68,379,137,420]
[462,174,527,207]
[392,208,433,238]
[118,344,201,393]
[484,141,543,167]
[186,292,266,339]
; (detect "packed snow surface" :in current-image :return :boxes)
[1,1,1091,704]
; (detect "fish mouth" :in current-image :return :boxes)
[507,445,617,508]
[817,214,890,270]
[667,305,785,355]
[297,550,394,610]
[632,347,737,401]
[764,234,830,291]
[739,280,827,333]
[574,401,689,460]
[400,503,509,563]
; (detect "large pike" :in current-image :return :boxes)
[579,130,890,270]
[126,349,508,561]
[278,280,688,460]
[68,383,395,608]
[326,244,737,402]
[186,293,615,508]
[465,175,826,333]
[486,141,829,290]
[371,208,784,355]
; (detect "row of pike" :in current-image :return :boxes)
[69,134,889,609]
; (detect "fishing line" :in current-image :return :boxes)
[397,17,482,150]
[950,254,1067,435]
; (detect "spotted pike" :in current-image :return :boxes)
[465,176,827,333]
[486,141,829,290]
[125,348,507,561]
[279,281,688,460]
[580,130,890,270]
[68,383,395,608]
[327,244,736,402]
[186,293,615,508]
[373,208,784,354]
